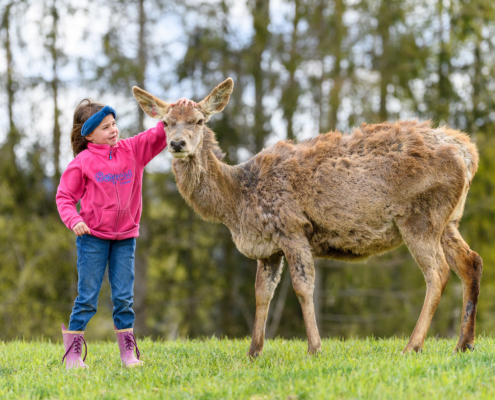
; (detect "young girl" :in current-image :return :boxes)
[56,96,195,369]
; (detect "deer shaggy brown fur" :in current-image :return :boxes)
[133,78,482,356]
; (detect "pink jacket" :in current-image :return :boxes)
[56,121,167,240]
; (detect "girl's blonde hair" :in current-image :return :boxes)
[70,99,105,157]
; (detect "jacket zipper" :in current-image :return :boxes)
[109,148,121,237]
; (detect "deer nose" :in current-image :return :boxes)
[170,140,185,152]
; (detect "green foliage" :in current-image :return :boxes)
[2,338,495,399]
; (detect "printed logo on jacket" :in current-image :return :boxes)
[95,170,133,184]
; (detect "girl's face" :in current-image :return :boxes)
[85,114,119,146]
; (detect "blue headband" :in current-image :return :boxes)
[81,105,117,136]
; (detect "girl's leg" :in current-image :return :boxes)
[108,238,142,367]
[108,237,136,329]
[68,234,110,331]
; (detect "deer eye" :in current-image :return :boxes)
[197,119,204,125]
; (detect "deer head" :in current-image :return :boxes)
[132,78,233,159]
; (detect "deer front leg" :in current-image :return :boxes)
[247,253,283,359]
[282,239,322,355]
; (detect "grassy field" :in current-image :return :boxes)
[1,336,495,399]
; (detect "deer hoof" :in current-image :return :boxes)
[247,350,262,361]
[402,345,422,354]
[454,343,475,353]
[307,347,322,357]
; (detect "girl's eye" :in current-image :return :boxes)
[197,119,204,125]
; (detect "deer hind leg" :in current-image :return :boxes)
[247,253,283,358]
[282,238,322,355]
[441,222,482,352]
[398,224,451,354]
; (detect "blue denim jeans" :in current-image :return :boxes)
[68,234,136,331]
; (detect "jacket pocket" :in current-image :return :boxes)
[92,209,119,233]
[118,208,139,233]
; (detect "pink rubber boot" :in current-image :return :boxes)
[115,326,143,368]
[61,323,88,370]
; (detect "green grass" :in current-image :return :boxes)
[1,337,495,399]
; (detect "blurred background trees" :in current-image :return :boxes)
[1,0,495,341]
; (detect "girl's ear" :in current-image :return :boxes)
[132,86,171,119]
[85,133,93,142]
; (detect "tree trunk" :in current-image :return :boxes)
[133,0,149,334]
[50,1,61,183]
[471,42,482,135]
[184,208,197,336]
[267,265,291,338]
[435,0,451,125]
[250,0,270,153]
[136,0,146,133]
[282,0,302,141]
[327,0,345,131]
[378,0,391,123]
[2,3,19,180]
[220,230,236,336]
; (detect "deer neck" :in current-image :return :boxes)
[172,135,240,224]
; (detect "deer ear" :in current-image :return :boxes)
[132,86,170,119]
[198,78,233,121]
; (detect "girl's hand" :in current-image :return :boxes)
[73,221,91,236]
[171,98,197,107]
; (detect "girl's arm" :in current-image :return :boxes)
[56,157,87,231]
[122,121,167,167]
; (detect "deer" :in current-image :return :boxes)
[133,78,482,357]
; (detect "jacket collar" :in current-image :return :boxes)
[87,142,119,157]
